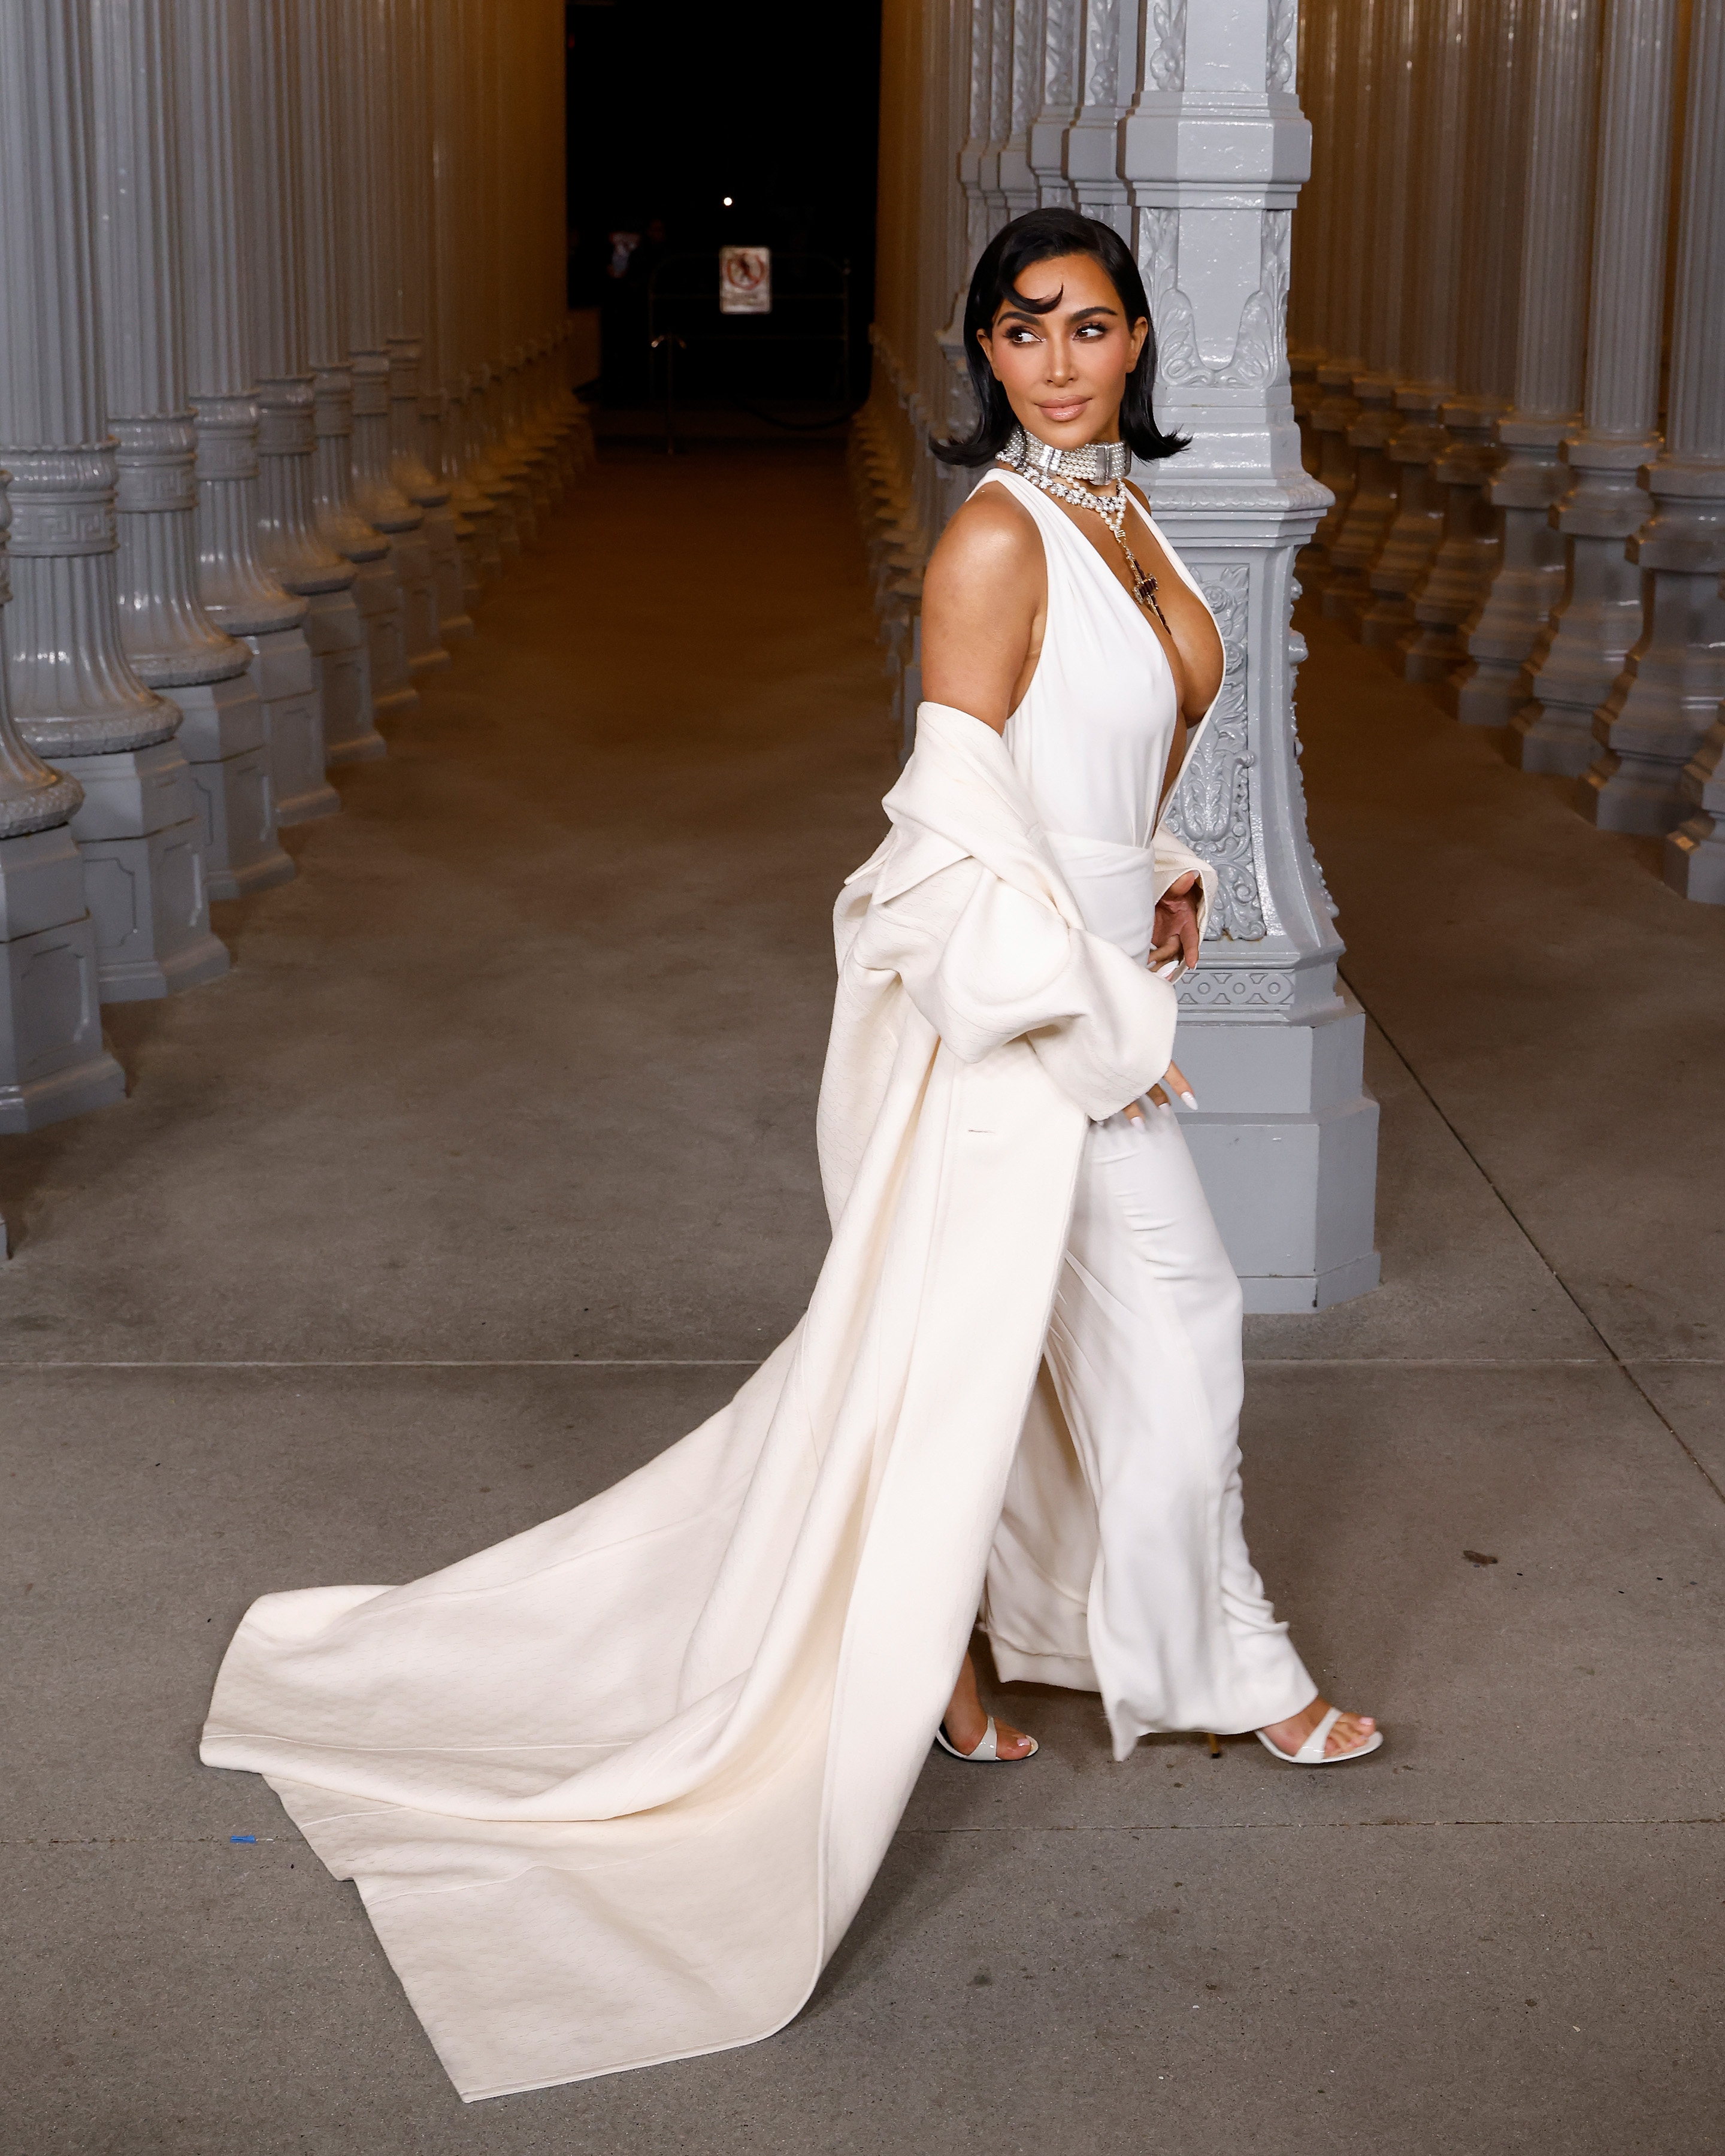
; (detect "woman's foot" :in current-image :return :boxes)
[943,1649,1037,1761]
[1258,1695,1378,1762]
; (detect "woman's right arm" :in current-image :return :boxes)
[918,486,1046,734]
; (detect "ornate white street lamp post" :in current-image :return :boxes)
[1509,0,1678,774]
[0,0,228,999]
[0,478,125,1135]
[1125,0,1381,1309]
[1580,0,1725,834]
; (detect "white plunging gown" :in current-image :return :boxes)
[977,468,1315,1751]
[198,474,1315,2101]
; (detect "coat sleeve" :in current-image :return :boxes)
[856,853,1179,1123]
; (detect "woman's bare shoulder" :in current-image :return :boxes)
[925,479,1043,600]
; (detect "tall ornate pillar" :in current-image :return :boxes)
[385,0,464,650]
[1403,0,1527,683]
[297,0,406,744]
[1509,0,1677,772]
[1324,0,1415,625]
[487,22,543,550]
[0,1,228,1001]
[992,0,1042,218]
[177,0,322,882]
[1027,0,1079,207]
[1581,0,1725,832]
[1065,0,1137,237]
[428,0,489,608]
[247,0,350,822]
[89,0,288,906]
[1125,0,1380,1309]
[1305,0,1367,575]
[341,0,443,671]
[1288,0,1340,477]
[1358,0,1468,647]
[1452,0,1600,724]
[465,7,524,565]
[0,483,126,1134]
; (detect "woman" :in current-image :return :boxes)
[927,211,1378,1773]
[200,208,1377,2105]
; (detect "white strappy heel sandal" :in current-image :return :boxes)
[934,1716,1039,1762]
[1255,1706,1383,1766]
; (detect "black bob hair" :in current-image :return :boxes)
[931,207,1188,469]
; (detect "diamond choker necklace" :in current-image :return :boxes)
[1001,425,1130,482]
[998,425,1170,632]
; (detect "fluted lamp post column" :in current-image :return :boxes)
[0,0,228,1002]
[1403,0,1524,683]
[429,0,495,602]
[89,0,289,907]
[1358,0,1468,648]
[1509,0,1678,773]
[1324,0,1412,628]
[1452,0,1601,725]
[296,0,402,746]
[343,0,443,672]
[0,482,126,1138]
[1125,0,1381,1309]
[248,0,349,823]
[177,0,322,872]
[1580,0,1725,835]
[1304,0,1368,582]
[386,0,464,650]
[464,8,522,566]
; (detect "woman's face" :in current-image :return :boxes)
[977,251,1149,449]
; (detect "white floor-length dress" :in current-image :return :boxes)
[973,469,1315,1751]
[200,474,1314,2100]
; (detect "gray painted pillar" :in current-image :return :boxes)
[1027,0,1081,209]
[340,0,444,671]
[1580,0,1725,835]
[1508,0,1677,774]
[1127,0,1381,1311]
[0,0,228,1002]
[1402,0,1529,686]
[247,0,347,825]
[177,0,319,876]
[0,480,125,1141]
[89,0,286,907]
[296,0,404,748]
[1324,0,1416,629]
[1305,0,1367,576]
[385,0,464,653]
[1453,0,1602,726]
[426,0,488,613]
[1358,0,1469,649]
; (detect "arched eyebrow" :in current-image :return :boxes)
[997,299,1120,327]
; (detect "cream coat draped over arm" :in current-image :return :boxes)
[199,701,1211,2101]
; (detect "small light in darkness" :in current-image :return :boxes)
[722,195,733,207]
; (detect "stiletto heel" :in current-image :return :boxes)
[1205,1731,1222,1758]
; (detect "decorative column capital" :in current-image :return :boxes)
[0,444,121,558]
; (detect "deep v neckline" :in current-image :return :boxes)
[994,468,1187,700]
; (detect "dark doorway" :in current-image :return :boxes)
[565,0,882,417]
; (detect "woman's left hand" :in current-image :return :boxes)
[1149,870,1202,977]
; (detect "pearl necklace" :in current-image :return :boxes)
[998,424,1172,635]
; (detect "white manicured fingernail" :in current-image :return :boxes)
[1179,1089,1198,1109]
